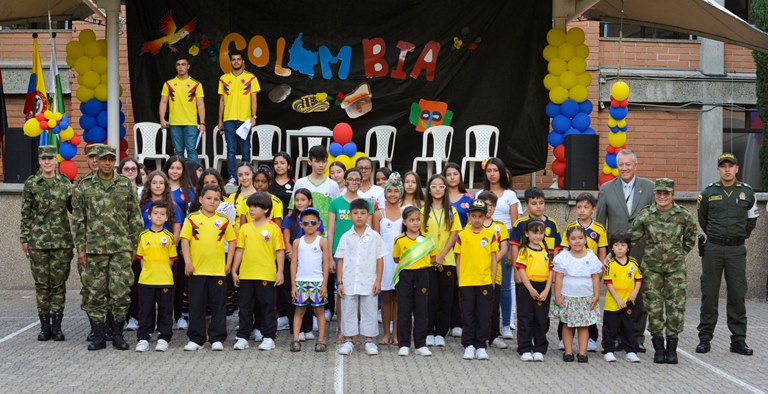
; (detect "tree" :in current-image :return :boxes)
[753,0,768,189]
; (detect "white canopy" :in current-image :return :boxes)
[0,0,102,24]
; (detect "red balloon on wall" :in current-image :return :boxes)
[59,160,78,181]
[557,176,565,189]
[599,173,615,186]
[553,145,566,162]
[551,159,566,177]
[120,138,128,152]
[333,122,353,145]
[70,134,82,146]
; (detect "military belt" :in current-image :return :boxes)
[706,234,744,246]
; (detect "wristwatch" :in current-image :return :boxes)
[338,281,343,285]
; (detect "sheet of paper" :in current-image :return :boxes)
[236,119,252,140]
[195,132,202,149]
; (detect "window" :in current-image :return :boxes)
[0,20,71,30]
[723,108,763,190]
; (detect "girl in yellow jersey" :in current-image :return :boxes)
[515,219,553,362]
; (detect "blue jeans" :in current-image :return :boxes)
[223,120,251,179]
[170,125,199,162]
[501,258,516,326]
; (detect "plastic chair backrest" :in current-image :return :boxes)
[423,125,454,160]
[466,125,499,158]
[253,124,282,159]
[365,126,397,161]
[134,122,163,157]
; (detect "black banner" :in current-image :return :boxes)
[127,0,551,176]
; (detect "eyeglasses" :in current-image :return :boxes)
[430,185,446,190]
[302,220,318,226]
[357,167,372,172]
[123,167,137,172]
[346,178,362,183]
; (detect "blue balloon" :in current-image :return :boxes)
[561,99,579,118]
[545,102,561,118]
[329,142,343,157]
[551,115,570,133]
[50,126,61,135]
[84,99,103,117]
[119,111,126,124]
[80,115,97,131]
[618,124,629,132]
[571,113,591,131]
[564,127,581,137]
[548,131,565,147]
[82,130,92,143]
[342,142,357,157]
[102,101,108,110]
[90,126,107,143]
[97,111,109,129]
[609,105,629,121]
[59,142,78,160]
[59,117,69,130]
[579,99,593,115]
[582,127,597,135]
[79,102,86,114]
[120,125,127,140]
[606,153,617,168]
[610,126,620,133]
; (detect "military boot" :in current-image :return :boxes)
[86,315,96,342]
[87,322,107,350]
[37,314,52,341]
[50,312,65,341]
[665,337,679,364]
[104,312,114,342]
[652,336,666,364]
[111,320,129,350]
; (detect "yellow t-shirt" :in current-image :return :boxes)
[235,193,284,226]
[392,233,437,270]
[180,211,236,276]
[454,226,499,287]
[218,71,260,121]
[421,206,462,266]
[486,220,509,285]
[560,220,608,255]
[515,246,552,283]
[136,229,178,286]
[236,221,285,281]
[161,76,204,125]
[603,256,643,312]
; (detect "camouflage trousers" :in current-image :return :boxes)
[28,248,73,314]
[80,252,133,322]
[643,268,687,337]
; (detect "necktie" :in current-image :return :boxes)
[625,184,633,212]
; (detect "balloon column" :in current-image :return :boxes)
[599,81,630,185]
[23,110,81,180]
[326,122,367,172]
[65,29,129,160]
[543,27,595,189]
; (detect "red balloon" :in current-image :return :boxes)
[553,145,566,162]
[551,159,566,177]
[606,146,615,154]
[36,113,46,122]
[557,176,565,189]
[120,138,128,152]
[619,98,629,108]
[59,160,78,181]
[39,120,49,130]
[599,173,615,186]
[70,134,82,146]
[333,122,353,145]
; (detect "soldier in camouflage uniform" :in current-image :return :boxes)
[20,145,75,341]
[72,144,143,350]
[630,178,696,365]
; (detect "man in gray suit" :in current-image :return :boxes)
[596,149,655,351]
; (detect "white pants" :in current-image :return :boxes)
[341,293,378,338]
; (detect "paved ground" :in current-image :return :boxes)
[1,290,767,393]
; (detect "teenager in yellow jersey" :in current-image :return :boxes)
[455,199,499,361]
[160,56,205,162]
[135,200,178,353]
[180,185,236,351]
[218,50,260,185]
[602,232,642,363]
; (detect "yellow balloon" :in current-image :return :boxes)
[576,44,590,59]
[44,110,54,119]
[568,85,588,102]
[66,56,76,68]
[351,151,367,164]
[57,154,64,163]
[79,29,96,43]
[567,57,587,74]
[76,86,94,102]
[101,73,108,84]
[546,28,566,46]
[74,56,92,74]
[82,71,101,89]
[23,118,42,137]
[603,163,612,174]
[576,72,592,87]
[611,81,630,101]
[53,112,63,121]
[547,58,567,76]
[48,119,58,129]
[549,86,569,104]
[84,41,100,58]
[542,45,558,61]
[559,71,577,90]
[617,119,627,129]
[66,41,84,60]
[94,84,109,102]
[60,126,74,141]
[566,28,586,46]
[91,56,107,74]
[608,116,618,128]
[608,131,627,148]
[543,74,560,90]
[611,168,620,176]
[557,43,576,61]
[119,84,124,97]
[97,39,108,56]
[324,155,336,176]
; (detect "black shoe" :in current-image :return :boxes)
[37,314,51,341]
[563,353,575,362]
[652,337,666,364]
[111,320,129,350]
[50,312,65,341]
[730,340,754,356]
[695,340,711,353]
[636,343,646,353]
[87,322,106,350]
[577,353,589,363]
[665,337,678,364]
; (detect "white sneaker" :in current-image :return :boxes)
[502,326,514,339]
[135,340,149,352]
[227,177,237,186]
[558,340,565,350]
[299,332,306,342]
[415,346,433,356]
[304,331,315,340]
[250,329,263,342]
[491,338,508,349]
[233,337,249,350]
[211,341,224,351]
[532,352,544,362]
[325,310,332,322]
[604,352,617,362]
[626,352,641,363]
[177,317,188,330]
[126,317,139,331]
[426,335,435,346]
[520,352,534,361]
[155,339,169,352]
[398,346,410,356]
[338,341,354,355]
[365,341,379,355]
[509,320,516,330]
[476,348,490,360]
[463,345,476,360]
[434,336,446,347]
[277,316,290,330]
[184,341,203,351]
[258,338,275,350]
[451,327,463,337]
[587,338,598,352]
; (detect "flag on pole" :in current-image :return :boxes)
[0,66,7,167]
[23,34,49,121]
[48,32,63,149]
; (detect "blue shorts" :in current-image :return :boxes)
[294,281,328,307]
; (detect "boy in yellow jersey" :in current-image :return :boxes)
[455,199,498,361]
[135,200,178,352]
[602,232,642,363]
[476,191,510,350]
[232,192,286,351]
[159,56,205,162]
[180,185,236,351]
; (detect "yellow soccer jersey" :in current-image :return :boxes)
[421,206,462,267]
[236,193,284,226]
[515,246,552,283]
[561,220,608,255]
[236,221,285,281]
[392,233,437,270]
[454,226,499,287]
[180,211,236,276]
[136,229,178,286]
[161,76,204,125]
[486,220,509,285]
[218,71,260,121]
[603,256,643,312]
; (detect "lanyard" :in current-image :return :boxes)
[431,208,443,229]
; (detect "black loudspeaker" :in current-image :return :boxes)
[564,134,598,190]
[3,127,39,183]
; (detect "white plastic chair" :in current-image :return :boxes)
[295,126,332,178]
[212,126,242,174]
[251,124,282,167]
[461,125,500,188]
[197,126,210,169]
[364,125,397,170]
[412,125,454,178]
[133,122,170,168]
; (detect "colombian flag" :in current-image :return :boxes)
[23,36,48,121]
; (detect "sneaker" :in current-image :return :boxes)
[126,317,139,331]
[365,341,379,355]
[558,340,565,350]
[304,331,315,340]
[184,341,203,351]
[277,316,290,330]
[211,341,224,351]
[604,352,617,362]
[501,326,514,339]
[533,352,544,361]
[135,340,149,352]
[587,338,598,352]
[299,332,306,342]
[520,352,534,362]
[338,341,354,355]
[509,320,516,330]
[258,338,275,351]
[155,339,169,352]
[451,327,463,337]
[415,346,433,356]
[325,310,332,322]
[398,346,410,356]
[491,338,508,349]
[426,335,435,346]
[476,348,490,360]
[434,336,446,347]
[233,337,249,350]
[463,345,476,360]
[176,317,188,330]
[251,329,263,342]
[227,177,237,186]
[626,352,641,363]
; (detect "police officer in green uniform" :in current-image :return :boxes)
[20,145,75,341]
[72,144,143,350]
[696,153,759,356]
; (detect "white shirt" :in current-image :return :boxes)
[334,225,387,295]
[357,184,385,210]
[296,235,324,282]
[553,249,603,297]
[475,189,522,228]
[621,176,636,212]
[217,201,237,252]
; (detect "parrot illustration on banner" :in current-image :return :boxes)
[141,11,197,55]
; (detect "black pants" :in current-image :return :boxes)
[187,275,227,345]
[137,286,173,342]
[128,259,142,321]
[460,284,493,349]
[632,288,647,345]
[173,245,188,321]
[602,309,636,353]
[428,266,456,337]
[327,272,337,317]
[277,259,292,318]
[238,280,277,340]
[516,281,550,354]
[489,285,502,342]
[396,268,430,348]
[451,281,463,329]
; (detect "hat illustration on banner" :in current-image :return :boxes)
[340,83,373,119]
[268,84,292,103]
[292,93,330,113]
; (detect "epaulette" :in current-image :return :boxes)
[740,182,753,189]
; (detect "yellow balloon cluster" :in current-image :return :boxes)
[543,28,590,104]
[66,29,123,103]
[325,152,367,176]
[600,81,632,184]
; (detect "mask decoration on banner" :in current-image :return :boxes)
[325,122,368,173]
[291,93,330,113]
[409,99,453,132]
[451,26,481,52]
[600,81,631,186]
[140,11,197,55]
[340,83,373,119]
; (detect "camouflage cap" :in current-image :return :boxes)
[654,178,675,192]
[717,152,738,166]
[85,143,103,157]
[38,145,57,158]
[468,198,488,213]
[98,144,117,158]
